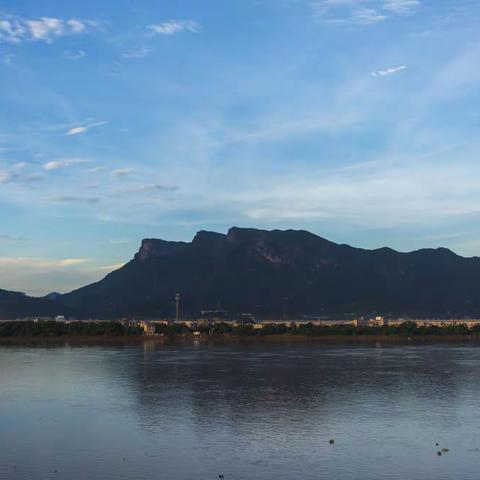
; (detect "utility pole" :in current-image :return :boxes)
[175,293,180,323]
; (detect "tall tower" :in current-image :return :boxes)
[175,293,180,322]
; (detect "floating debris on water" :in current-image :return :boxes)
[329,439,335,444]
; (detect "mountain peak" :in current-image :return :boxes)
[54,227,480,319]
[135,238,187,261]
[192,230,226,243]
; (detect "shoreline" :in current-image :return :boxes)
[2,333,480,345]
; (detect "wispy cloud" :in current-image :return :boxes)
[383,0,420,13]
[147,20,200,36]
[111,167,135,177]
[313,0,420,25]
[370,65,407,77]
[0,257,107,296]
[42,158,90,170]
[0,162,39,184]
[64,120,107,136]
[234,157,480,227]
[62,49,86,61]
[50,195,100,204]
[87,166,108,173]
[0,15,99,44]
[97,262,125,272]
[112,184,179,195]
[121,47,152,59]
[59,258,91,266]
[0,257,90,268]
[354,8,388,24]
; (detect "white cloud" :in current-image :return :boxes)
[26,17,63,40]
[0,161,34,184]
[147,20,200,36]
[62,49,86,60]
[370,65,407,77]
[0,15,99,44]
[87,166,108,173]
[111,167,135,177]
[0,256,123,295]
[112,184,179,195]
[383,0,420,13]
[97,262,125,272]
[121,47,153,59]
[66,126,87,136]
[59,258,90,266]
[0,171,14,183]
[313,0,420,25]
[10,162,26,171]
[66,19,88,34]
[354,8,388,24]
[42,158,90,170]
[232,157,480,227]
[65,120,107,136]
[0,257,90,268]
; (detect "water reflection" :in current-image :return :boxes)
[1,342,480,480]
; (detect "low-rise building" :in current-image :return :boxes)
[139,320,156,336]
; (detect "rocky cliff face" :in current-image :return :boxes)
[56,227,480,319]
[135,239,188,261]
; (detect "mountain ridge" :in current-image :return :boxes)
[1,227,478,320]
[56,227,480,319]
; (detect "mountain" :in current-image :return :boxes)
[44,292,62,301]
[58,227,480,319]
[0,289,70,319]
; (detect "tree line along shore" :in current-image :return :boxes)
[3,319,480,338]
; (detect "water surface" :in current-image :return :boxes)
[1,341,480,479]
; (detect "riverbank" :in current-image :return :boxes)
[2,333,480,345]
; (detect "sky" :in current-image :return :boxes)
[0,0,480,295]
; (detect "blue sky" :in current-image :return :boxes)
[1,0,480,295]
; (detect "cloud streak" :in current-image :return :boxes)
[112,184,179,195]
[0,15,99,44]
[65,120,107,136]
[50,195,100,204]
[111,167,135,177]
[147,20,200,36]
[0,162,41,184]
[370,65,407,77]
[313,0,420,25]
[383,0,420,13]
[42,158,90,170]
[0,257,90,268]
[62,49,86,61]
[121,47,152,59]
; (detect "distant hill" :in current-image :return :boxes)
[0,289,69,319]
[56,227,480,319]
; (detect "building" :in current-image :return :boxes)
[368,316,385,327]
[139,321,156,336]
